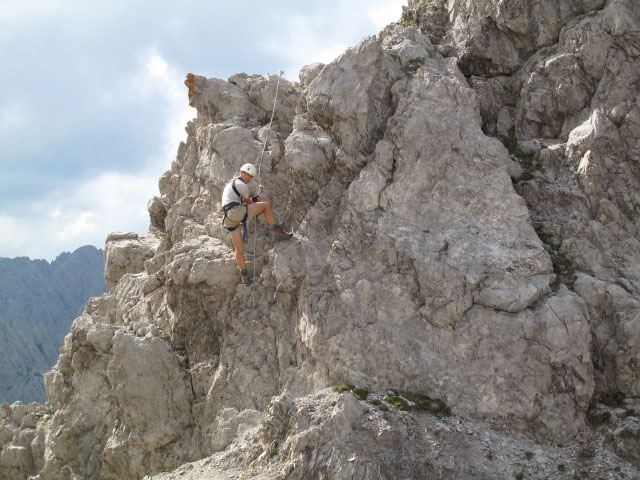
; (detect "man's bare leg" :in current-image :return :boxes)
[250,202,276,225]
[230,229,245,270]
[249,202,292,239]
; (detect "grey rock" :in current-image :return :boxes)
[403,0,606,76]
[147,196,167,231]
[185,74,267,124]
[299,62,325,88]
[147,389,639,480]
[4,1,640,478]
[574,274,640,397]
[104,233,161,289]
[1,445,31,468]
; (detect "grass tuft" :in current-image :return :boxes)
[578,447,596,460]
[352,387,369,401]
[332,382,355,393]
[404,57,425,75]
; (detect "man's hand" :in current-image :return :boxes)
[251,195,260,203]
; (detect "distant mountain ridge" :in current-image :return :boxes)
[0,245,107,404]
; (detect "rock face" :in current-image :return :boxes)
[0,246,107,404]
[404,0,640,403]
[3,1,640,478]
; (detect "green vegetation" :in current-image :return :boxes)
[558,464,566,472]
[587,410,611,426]
[332,382,368,400]
[332,382,355,393]
[401,391,451,415]
[515,472,524,480]
[536,230,576,288]
[36,415,50,425]
[624,409,637,418]
[333,383,451,416]
[503,127,540,181]
[619,428,640,440]
[352,386,369,401]
[524,451,534,460]
[599,391,626,408]
[384,394,408,409]
[481,113,498,134]
[152,231,167,238]
[331,382,369,400]
[578,447,596,460]
[383,391,451,415]
[269,446,279,457]
[400,0,438,27]
[404,57,425,75]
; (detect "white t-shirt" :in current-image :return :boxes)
[221,177,251,206]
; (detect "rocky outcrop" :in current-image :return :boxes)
[474,0,639,400]
[405,0,640,402]
[2,1,640,478]
[104,232,162,289]
[402,0,607,76]
[0,246,107,404]
[147,389,640,480]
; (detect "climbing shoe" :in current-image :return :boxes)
[240,269,252,285]
[273,224,293,241]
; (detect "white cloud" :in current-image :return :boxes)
[259,0,405,81]
[0,100,31,134]
[261,14,349,81]
[0,0,68,22]
[0,215,33,255]
[368,0,406,30]
[0,1,405,261]
[139,49,193,153]
[0,169,157,261]
[0,50,192,261]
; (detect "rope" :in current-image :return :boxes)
[251,71,284,321]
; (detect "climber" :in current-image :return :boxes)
[221,163,292,284]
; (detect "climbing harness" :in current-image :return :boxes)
[221,179,249,237]
[251,71,284,321]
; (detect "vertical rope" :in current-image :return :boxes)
[252,71,284,322]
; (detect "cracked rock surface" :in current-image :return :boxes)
[2,1,639,478]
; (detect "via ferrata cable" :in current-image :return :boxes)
[251,71,284,321]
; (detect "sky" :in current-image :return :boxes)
[0,0,405,261]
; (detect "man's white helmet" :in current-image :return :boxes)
[240,163,257,176]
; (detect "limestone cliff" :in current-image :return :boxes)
[2,1,639,479]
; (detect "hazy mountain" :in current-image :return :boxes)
[0,245,107,404]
